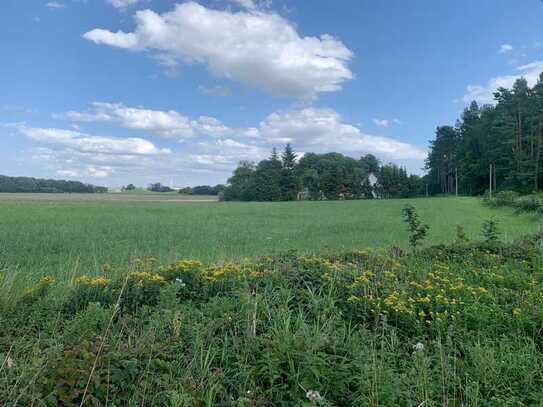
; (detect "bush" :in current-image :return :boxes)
[494,190,520,207]
[513,195,543,213]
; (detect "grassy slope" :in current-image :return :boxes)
[0,197,539,288]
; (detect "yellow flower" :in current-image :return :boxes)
[76,275,111,287]
[512,308,521,316]
[347,295,360,304]
[39,276,55,286]
[129,271,165,283]
[175,259,202,272]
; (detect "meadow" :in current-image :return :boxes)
[0,195,539,292]
[1,195,542,405]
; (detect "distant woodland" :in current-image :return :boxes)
[0,175,108,193]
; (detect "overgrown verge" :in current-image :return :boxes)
[483,190,543,216]
[1,235,543,405]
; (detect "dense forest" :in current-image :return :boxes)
[426,72,543,195]
[0,175,108,193]
[223,145,424,201]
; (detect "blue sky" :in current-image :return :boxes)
[1,0,543,187]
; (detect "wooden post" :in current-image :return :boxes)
[489,164,493,199]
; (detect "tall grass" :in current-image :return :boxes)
[0,197,538,288]
[1,235,542,404]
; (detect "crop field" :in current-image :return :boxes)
[0,195,539,291]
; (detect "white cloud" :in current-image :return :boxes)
[56,102,235,139]
[198,85,233,97]
[463,60,543,104]
[106,0,141,9]
[498,43,513,54]
[13,124,171,156]
[373,119,389,128]
[44,103,427,181]
[46,2,66,9]
[57,102,195,138]
[259,108,427,161]
[373,118,401,128]
[83,2,353,98]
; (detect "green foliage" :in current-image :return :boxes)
[2,235,543,405]
[147,182,174,193]
[224,146,424,201]
[402,204,429,249]
[427,73,543,196]
[455,224,469,243]
[0,174,107,193]
[482,218,501,243]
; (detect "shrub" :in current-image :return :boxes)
[402,204,429,249]
[482,218,501,243]
[494,190,520,207]
[513,195,543,213]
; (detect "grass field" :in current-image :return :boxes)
[2,195,543,405]
[0,195,539,291]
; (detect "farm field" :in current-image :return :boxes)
[0,195,539,291]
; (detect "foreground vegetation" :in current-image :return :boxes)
[0,197,539,294]
[1,230,543,405]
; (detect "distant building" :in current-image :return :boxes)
[368,172,379,198]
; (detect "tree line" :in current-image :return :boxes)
[0,175,108,193]
[223,145,424,201]
[426,72,543,196]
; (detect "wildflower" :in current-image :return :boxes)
[129,271,165,283]
[39,276,55,286]
[6,356,15,369]
[76,275,111,287]
[512,308,521,316]
[306,390,322,402]
[413,342,425,352]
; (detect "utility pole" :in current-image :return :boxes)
[455,167,458,197]
[489,164,493,198]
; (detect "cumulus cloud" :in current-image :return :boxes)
[56,102,235,139]
[259,108,426,161]
[463,60,543,104]
[83,2,353,98]
[498,43,513,54]
[57,102,195,138]
[13,124,171,156]
[45,103,428,180]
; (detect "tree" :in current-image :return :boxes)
[223,161,257,201]
[280,144,299,200]
[148,183,173,193]
[427,71,543,196]
[0,175,107,193]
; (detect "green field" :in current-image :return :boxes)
[2,195,543,405]
[0,195,539,290]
